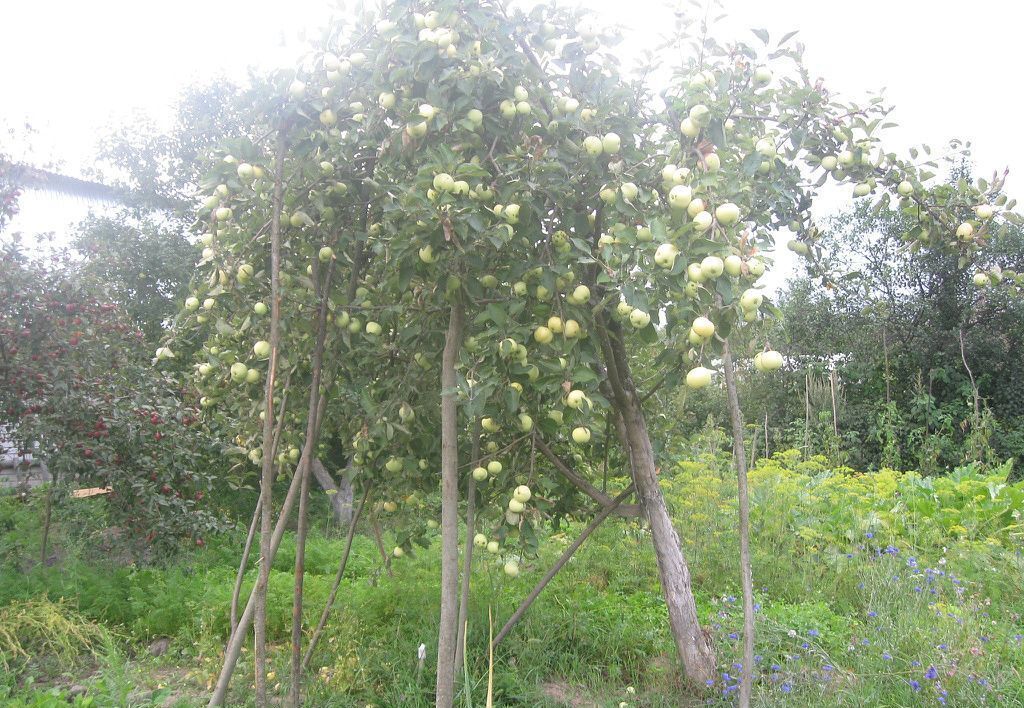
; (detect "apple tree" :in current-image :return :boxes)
[168,1,1020,706]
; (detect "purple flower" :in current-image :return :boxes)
[909,679,921,691]
[925,666,938,680]
[781,682,792,693]
[912,661,921,667]
[867,611,877,618]
[865,532,874,539]
[771,664,781,671]
[808,629,819,637]
[728,632,738,640]
[882,652,893,661]
[705,679,715,687]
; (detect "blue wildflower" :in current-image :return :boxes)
[925,666,938,680]
[781,682,792,693]
[909,680,921,691]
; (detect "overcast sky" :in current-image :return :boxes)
[3,0,1020,282]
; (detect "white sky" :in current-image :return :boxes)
[3,0,1021,286]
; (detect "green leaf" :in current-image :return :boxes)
[742,152,763,177]
[751,28,770,45]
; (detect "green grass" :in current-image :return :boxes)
[1,454,1022,706]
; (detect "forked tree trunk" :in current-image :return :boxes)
[312,460,353,527]
[208,394,329,706]
[721,338,755,707]
[596,317,716,685]
[435,302,463,708]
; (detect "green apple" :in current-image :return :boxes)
[319,109,337,127]
[754,350,783,371]
[629,309,651,329]
[976,204,994,219]
[692,211,713,232]
[897,180,914,196]
[668,185,693,210]
[419,244,438,264]
[956,222,974,240]
[433,173,455,192]
[700,255,724,279]
[838,150,854,167]
[486,540,500,554]
[499,100,517,119]
[748,258,766,277]
[583,135,603,156]
[365,321,382,336]
[600,187,617,204]
[547,316,564,333]
[513,485,532,503]
[973,272,990,287]
[482,417,500,433]
[679,118,699,138]
[654,243,679,269]
[508,498,525,513]
[473,533,488,548]
[503,560,519,577]
[740,289,763,311]
[393,547,404,558]
[513,281,528,296]
[755,138,776,158]
[288,80,306,99]
[703,153,721,172]
[473,466,488,481]
[685,366,713,389]
[602,132,621,154]
[620,182,639,201]
[534,326,554,344]
[569,284,591,305]
[185,296,200,311]
[245,368,260,384]
[516,101,531,115]
[853,182,871,198]
[566,389,586,409]
[563,319,581,338]
[319,246,335,262]
[724,255,743,277]
[215,207,232,222]
[572,426,591,444]
[715,202,740,225]
[687,263,705,283]
[385,457,403,473]
[753,66,773,85]
[236,263,254,283]
[636,225,653,241]
[378,91,396,109]
[406,121,428,138]
[230,362,248,383]
[820,155,838,172]
[518,414,533,432]
[383,500,398,513]
[688,104,710,124]
[692,316,715,339]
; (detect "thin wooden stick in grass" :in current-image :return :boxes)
[491,485,634,648]
[721,335,755,708]
[302,484,372,670]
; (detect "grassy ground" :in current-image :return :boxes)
[1,453,1022,706]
